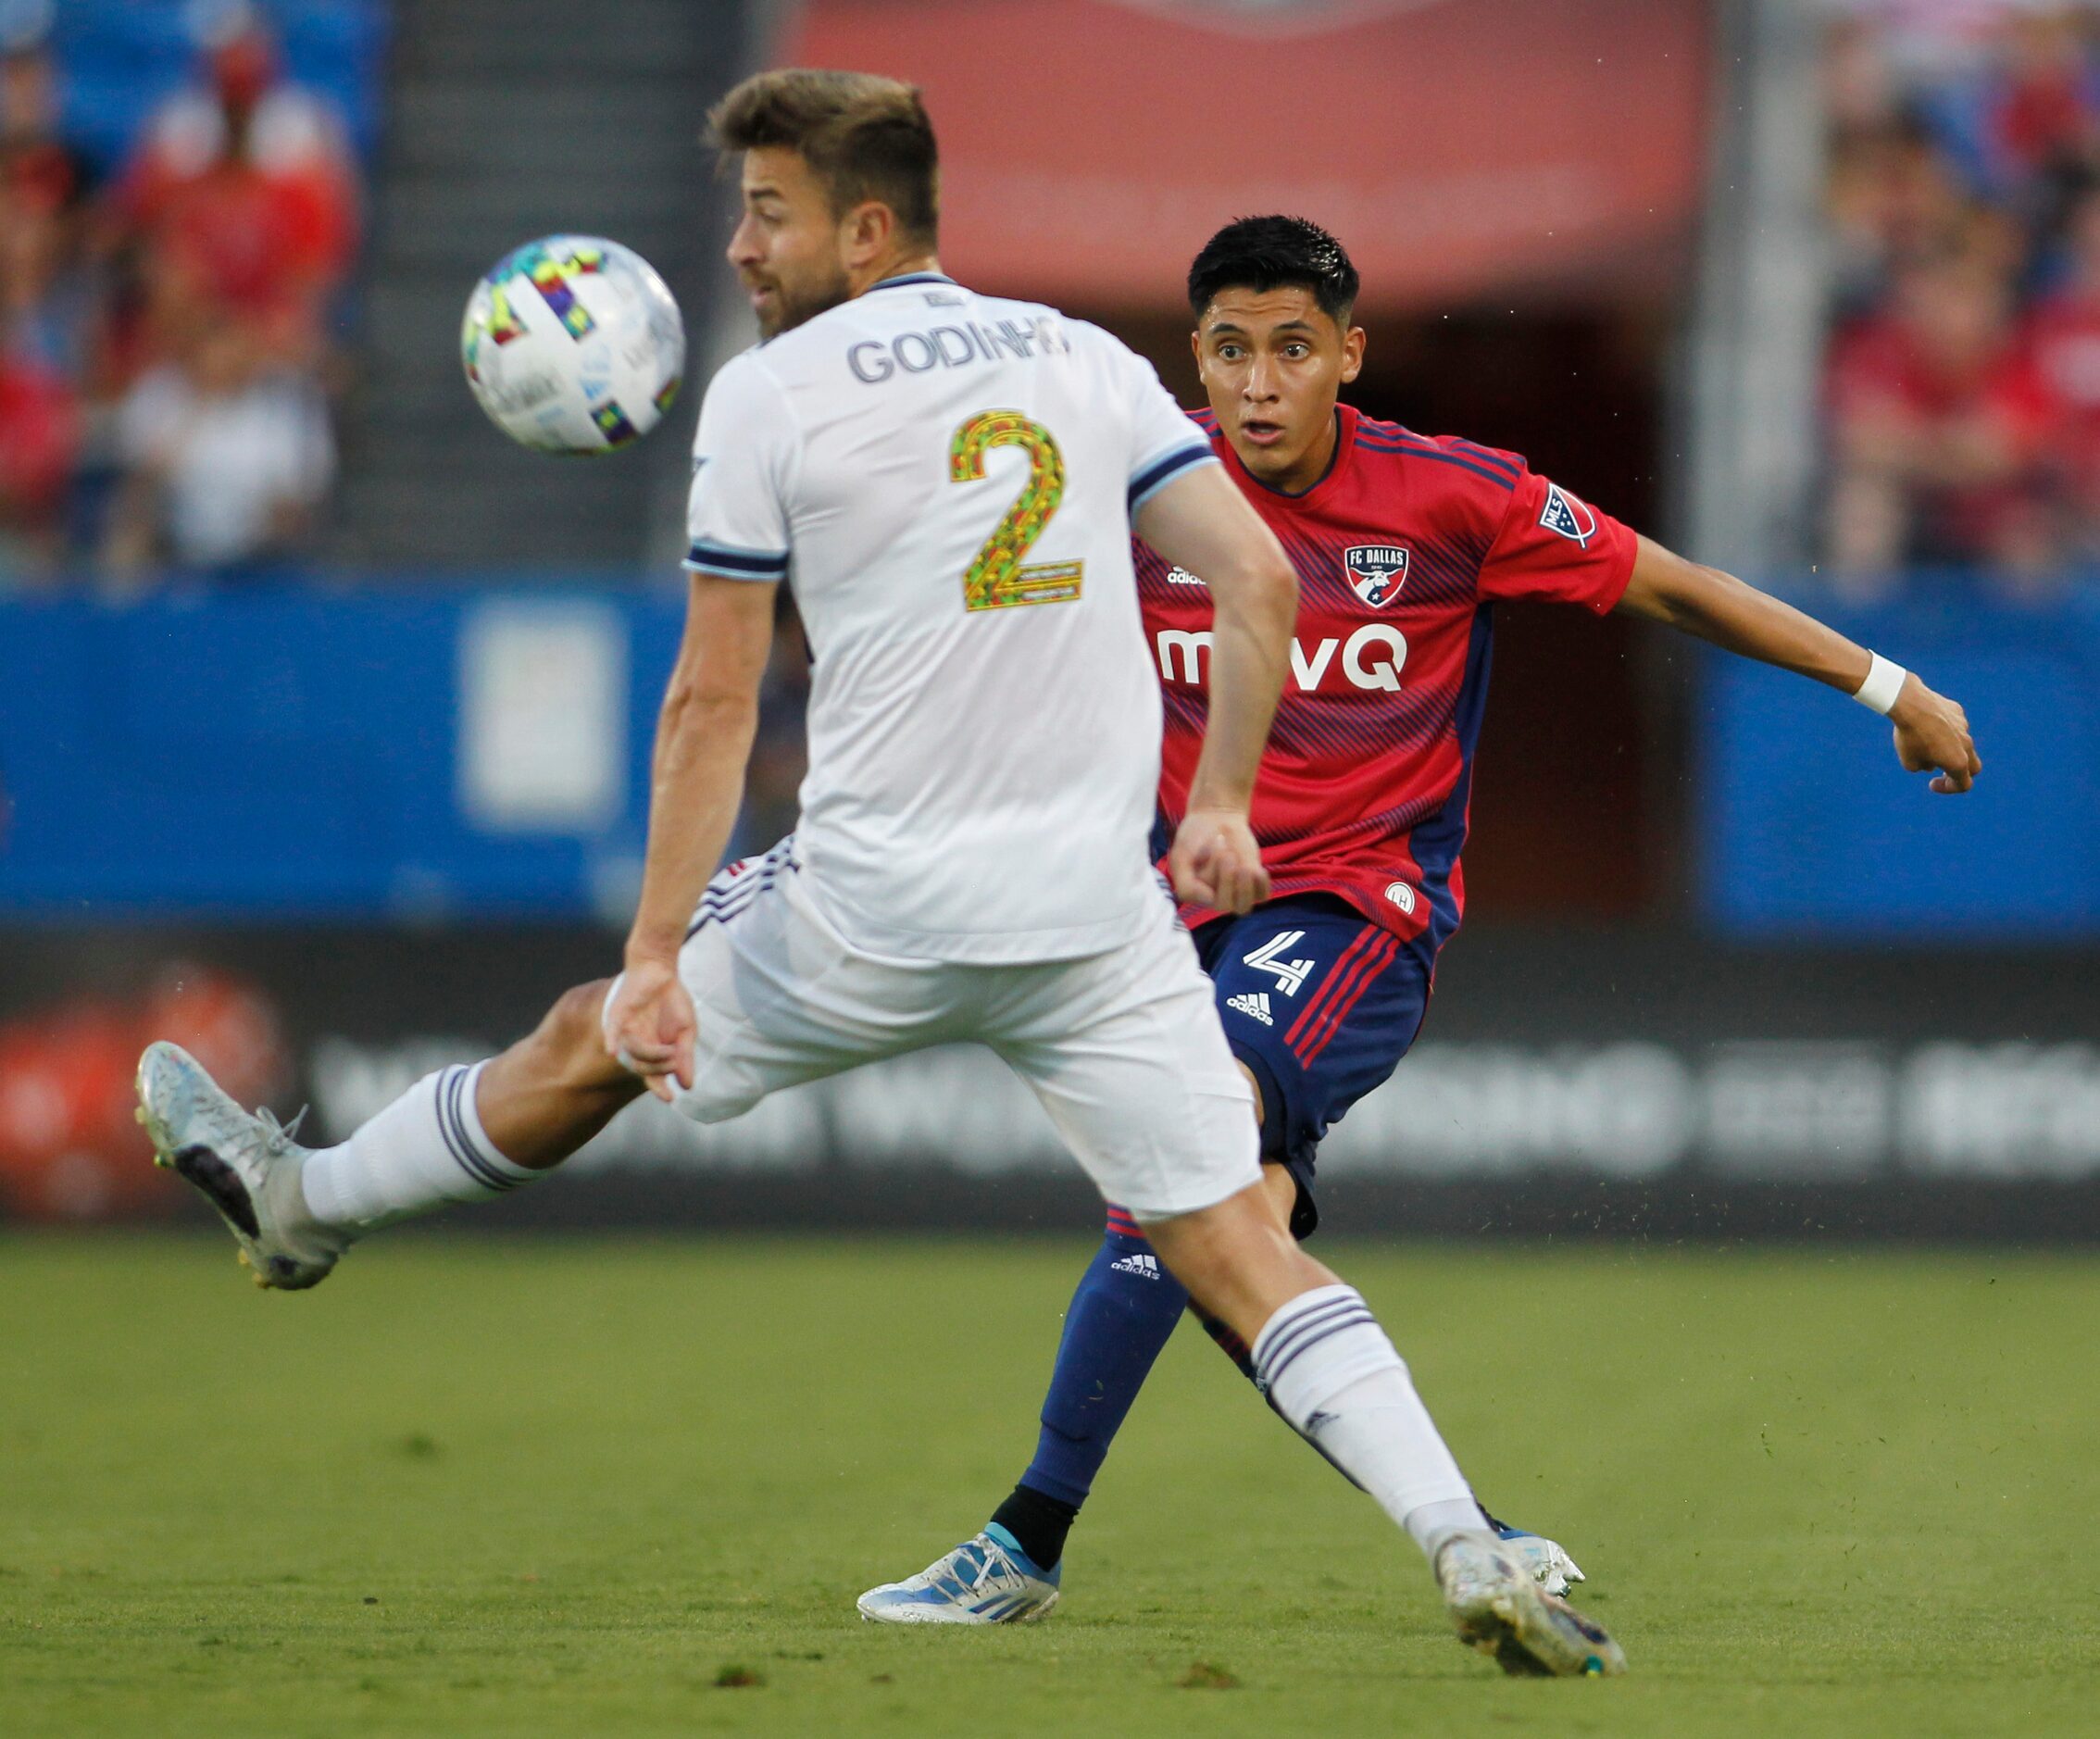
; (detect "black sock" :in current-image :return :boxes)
[990,1482,1079,1570]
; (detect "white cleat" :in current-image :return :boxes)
[857,1526,1061,1625]
[1436,1532,1626,1678]
[1498,1531,1586,1598]
[136,1041,347,1292]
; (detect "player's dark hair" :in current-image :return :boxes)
[709,69,940,247]
[1188,216,1359,325]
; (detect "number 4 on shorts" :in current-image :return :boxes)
[1243,930,1316,997]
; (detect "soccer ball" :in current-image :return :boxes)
[460,235,685,456]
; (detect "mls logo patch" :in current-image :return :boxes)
[1344,544,1410,607]
[1539,482,1598,548]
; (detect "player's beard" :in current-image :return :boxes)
[756,262,855,339]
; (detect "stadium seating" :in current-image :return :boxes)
[48,0,388,171]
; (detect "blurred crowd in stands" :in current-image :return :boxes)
[0,0,358,588]
[1826,1,2100,587]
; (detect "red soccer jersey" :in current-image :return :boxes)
[1137,402,1637,950]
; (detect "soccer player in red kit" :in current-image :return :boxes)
[860,217,1981,1627]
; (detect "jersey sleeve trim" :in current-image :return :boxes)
[682,538,789,580]
[1129,443,1220,513]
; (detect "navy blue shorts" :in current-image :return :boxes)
[1192,893,1431,1239]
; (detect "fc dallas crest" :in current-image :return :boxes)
[1344,544,1410,607]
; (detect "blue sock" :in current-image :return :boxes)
[1000,1217,1189,1561]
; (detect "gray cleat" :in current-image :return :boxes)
[136,1041,346,1291]
[1498,1530,1587,1597]
[1437,1533,1627,1678]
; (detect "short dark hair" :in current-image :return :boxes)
[708,68,940,247]
[1188,215,1359,324]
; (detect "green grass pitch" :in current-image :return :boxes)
[2,1233,2094,1736]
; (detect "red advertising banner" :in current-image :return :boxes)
[784,0,1711,309]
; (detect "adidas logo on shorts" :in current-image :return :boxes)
[1110,1252,1162,1280]
[1226,991,1273,1026]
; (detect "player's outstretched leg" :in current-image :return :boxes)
[138,979,642,1290]
[1180,1298,1587,1595]
[1144,1185,1625,1678]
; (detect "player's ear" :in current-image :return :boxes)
[840,198,894,269]
[1340,324,1367,385]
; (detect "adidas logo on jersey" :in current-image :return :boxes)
[1110,1252,1162,1280]
[1166,565,1206,586]
[1226,992,1274,1025]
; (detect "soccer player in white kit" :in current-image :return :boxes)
[136,70,1623,1677]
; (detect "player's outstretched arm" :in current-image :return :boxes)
[606,573,779,1100]
[1136,463,1298,910]
[1615,534,1981,794]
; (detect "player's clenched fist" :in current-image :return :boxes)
[1891,676,1982,795]
[1169,808,1270,914]
[602,958,699,1103]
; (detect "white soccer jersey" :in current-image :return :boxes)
[683,272,1218,963]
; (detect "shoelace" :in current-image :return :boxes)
[931,1539,1017,1600]
[256,1106,309,1153]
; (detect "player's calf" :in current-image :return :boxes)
[478,977,644,1166]
[1142,1178,1334,1342]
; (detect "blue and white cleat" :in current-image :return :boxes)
[136,1041,347,1292]
[856,1525,1061,1625]
[1437,1533,1625,1678]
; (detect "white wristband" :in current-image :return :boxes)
[1853,652,1907,716]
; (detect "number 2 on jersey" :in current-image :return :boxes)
[949,411,1084,611]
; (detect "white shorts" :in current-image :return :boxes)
[636,837,1261,1222]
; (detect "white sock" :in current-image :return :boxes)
[1253,1284,1490,1563]
[300,1063,540,1234]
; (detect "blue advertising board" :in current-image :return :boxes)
[0,585,682,920]
[1698,584,2100,939]
[4,579,2094,936]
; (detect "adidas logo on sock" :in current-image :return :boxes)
[1109,1252,1162,1280]
[1225,992,1273,1026]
